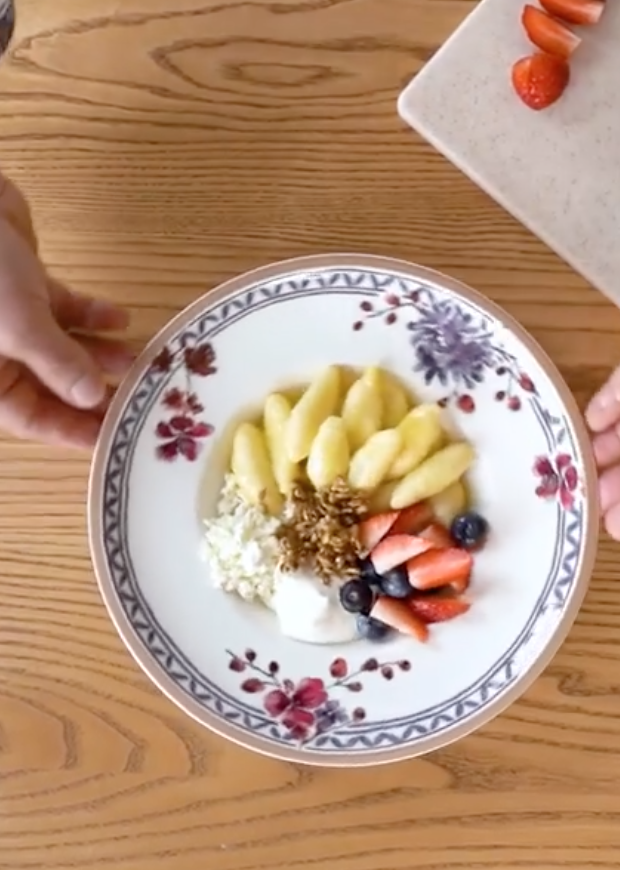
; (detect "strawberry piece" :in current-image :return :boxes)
[389,501,433,536]
[451,575,470,594]
[358,510,399,551]
[522,6,581,59]
[419,522,453,549]
[512,53,570,111]
[406,548,473,591]
[370,534,434,575]
[540,0,604,26]
[371,597,429,642]
[409,596,471,624]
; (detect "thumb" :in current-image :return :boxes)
[14,313,107,409]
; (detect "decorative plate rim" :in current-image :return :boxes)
[88,253,599,767]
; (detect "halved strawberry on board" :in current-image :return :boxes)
[407,548,473,591]
[409,596,471,624]
[358,510,399,551]
[540,0,604,26]
[512,53,570,111]
[371,597,429,642]
[370,534,434,575]
[522,5,581,59]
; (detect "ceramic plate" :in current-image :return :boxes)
[88,254,598,767]
[397,0,620,305]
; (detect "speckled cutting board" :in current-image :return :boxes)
[398,0,620,304]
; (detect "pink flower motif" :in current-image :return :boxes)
[162,388,204,414]
[534,453,579,510]
[263,677,328,740]
[155,415,214,462]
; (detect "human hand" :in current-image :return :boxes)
[0,176,133,449]
[586,370,620,540]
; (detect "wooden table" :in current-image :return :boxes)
[2,1,620,867]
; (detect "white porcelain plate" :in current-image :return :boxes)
[88,254,598,766]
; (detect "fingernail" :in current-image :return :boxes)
[591,389,613,411]
[586,389,614,427]
[70,375,106,409]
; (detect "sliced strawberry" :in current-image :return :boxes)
[451,575,470,594]
[358,511,399,551]
[371,597,429,642]
[419,522,453,549]
[370,534,434,575]
[406,548,473,591]
[409,596,471,624]
[540,0,604,26]
[522,6,581,59]
[512,53,570,111]
[389,501,433,536]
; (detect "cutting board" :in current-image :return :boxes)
[398,0,620,304]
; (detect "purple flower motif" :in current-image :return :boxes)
[406,300,498,388]
[315,700,349,734]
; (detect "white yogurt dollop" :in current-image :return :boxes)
[271,569,357,645]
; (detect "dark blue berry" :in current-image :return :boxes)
[339,580,374,615]
[379,565,412,599]
[356,614,390,641]
[358,556,382,589]
[450,511,489,550]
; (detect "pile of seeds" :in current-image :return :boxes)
[276,478,369,583]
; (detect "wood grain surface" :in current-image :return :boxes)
[1,1,620,868]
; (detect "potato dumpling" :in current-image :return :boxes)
[390,442,475,509]
[285,366,341,462]
[306,416,350,490]
[348,428,402,491]
[263,393,300,496]
[342,376,382,452]
[387,404,443,480]
[368,480,399,514]
[431,480,467,526]
[231,422,283,516]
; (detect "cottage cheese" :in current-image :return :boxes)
[203,475,358,645]
[202,474,280,606]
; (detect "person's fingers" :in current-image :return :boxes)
[604,501,620,542]
[0,359,101,448]
[586,367,620,433]
[76,335,134,378]
[0,176,38,252]
[592,427,620,469]
[598,464,620,514]
[11,311,106,409]
[48,278,130,333]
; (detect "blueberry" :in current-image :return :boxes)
[379,565,412,599]
[450,511,489,550]
[339,580,374,615]
[356,614,390,641]
[358,556,382,589]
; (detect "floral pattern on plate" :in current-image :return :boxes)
[151,341,217,461]
[92,257,596,765]
[228,648,411,744]
[352,284,581,507]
